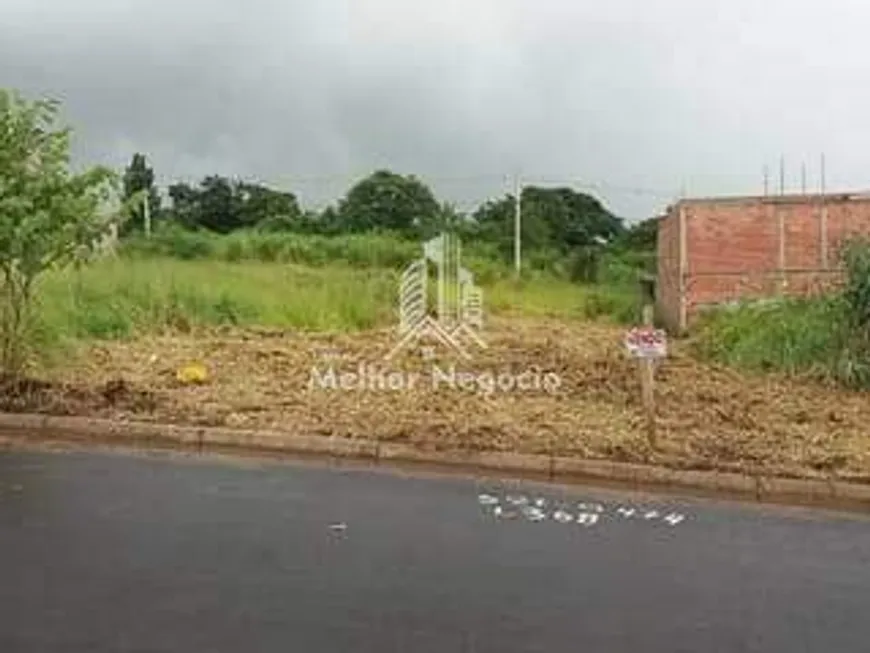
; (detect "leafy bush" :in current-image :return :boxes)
[692,238,870,388]
[692,298,846,376]
[568,247,601,283]
[583,288,638,324]
[0,89,119,377]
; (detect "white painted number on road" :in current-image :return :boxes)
[576,513,599,527]
[664,513,685,526]
[522,506,547,522]
[478,492,689,531]
[493,506,516,519]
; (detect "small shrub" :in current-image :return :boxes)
[568,247,601,283]
[164,229,214,260]
[252,235,284,262]
[581,288,638,324]
[222,239,245,262]
[0,89,118,377]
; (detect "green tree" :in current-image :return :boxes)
[474,186,625,264]
[418,201,471,240]
[195,175,245,233]
[473,192,551,260]
[241,182,301,231]
[166,181,200,229]
[165,176,243,233]
[337,170,440,235]
[521,186,624,253]
[614,216,658,252]
[166,177,302,233]
[0,89,117,377]
[121,152,161,236]
[314,206,343,235]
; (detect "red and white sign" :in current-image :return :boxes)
[625,327,667,359]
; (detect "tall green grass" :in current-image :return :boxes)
[29,256,639,364]
[121,225,511,284]
[35,258,397,342]
[121,224,654,287]
[693,238,870,388]
[487,277,638,323]
[10,225,650,372]
[692,298,847,375]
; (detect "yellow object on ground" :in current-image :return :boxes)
[176,362,208,384]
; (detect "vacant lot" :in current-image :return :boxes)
[15,299,870,482]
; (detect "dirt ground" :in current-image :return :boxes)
[8,317,870,481]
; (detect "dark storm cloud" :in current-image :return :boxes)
[3,0,870,219]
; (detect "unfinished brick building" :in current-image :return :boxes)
[656,192,870,333]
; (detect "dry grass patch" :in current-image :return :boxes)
[23,316,869,482]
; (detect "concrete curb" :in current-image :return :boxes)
[0,412,868,511]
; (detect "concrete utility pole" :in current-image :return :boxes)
[514,173,522,279]
[143,193,152,238]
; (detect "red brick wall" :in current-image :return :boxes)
[655,211,681,332]
[656,194,870,332]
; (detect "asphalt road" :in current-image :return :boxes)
[1,449,869,653]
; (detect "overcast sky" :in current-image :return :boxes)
[2,0,869,220]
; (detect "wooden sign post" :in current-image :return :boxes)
[625,297,666,451]
[639,304,657,449]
